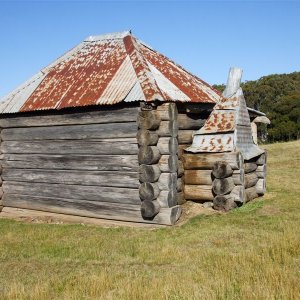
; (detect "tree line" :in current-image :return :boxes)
[213,71,300,142]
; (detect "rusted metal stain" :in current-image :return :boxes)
[0,31,222,114]
[140,44,221,103]
[198,110,235,134]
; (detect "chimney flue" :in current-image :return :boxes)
[223,67,243,98]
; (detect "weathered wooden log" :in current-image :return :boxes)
[136,130,159,146]
[212,161,233,179]
[138,146,161,165]
[158,155,178,172]
[0,188,3,199]
[155,205,181,225]
[3,181,141,205]
[157,120,178,137]
[0,106,140,128]
[178,130,194,144]
[177,178,183,192]
[1,139,139,155]
[2,168,139,188]
[157,173,177,191]
[1,154,139,172]
[256,152,267,165]
[213,195,237,212]
[178,161,184,177]
[245,186,259,202]
[183,152,243,170]
[212,177,235,195]
[223,67,243,98]
[141,200,160,218]
[137,110,161,130]
[157,137,178,155]
[176,192,185,205]
[244,163,258,173]
[178,144,189,159]
[232,169,245,185]
[139,164,161,183]
[157,190,177,208]
[245,172,259,188]
[256,165,266,179]
[0,177,2,187]
[184,185,214,201]
[256,179,266,195]
[184,170,212,185]
[139,182,160,201]
[1,122,138,141]
[230,185,246,204]
[155,103,178,121]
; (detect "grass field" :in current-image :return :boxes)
[0,141,299,299]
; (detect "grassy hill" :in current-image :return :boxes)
[213,72,300,142]
[0,141,300,299]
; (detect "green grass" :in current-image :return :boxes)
[0,141,300,299]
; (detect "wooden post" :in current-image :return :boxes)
[0,133,2,212]
[222,67,243,98]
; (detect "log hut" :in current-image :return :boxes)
[0,31,269,225]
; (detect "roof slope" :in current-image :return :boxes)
[0,31,222,114]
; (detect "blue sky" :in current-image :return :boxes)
[0,0,299,98]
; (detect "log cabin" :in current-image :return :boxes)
[0,31,269,225]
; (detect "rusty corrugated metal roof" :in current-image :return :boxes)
[0,31,222,114]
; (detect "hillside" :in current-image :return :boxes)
[213,72,300,142]
[0,140,299,299]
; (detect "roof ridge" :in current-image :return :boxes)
[85,31,131,42]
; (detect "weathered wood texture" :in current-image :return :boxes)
[184,185,214,201]
[141,200,160,218]
[1,154,138,171]
[212,177,235,195]
[245,187,259,202]
[3,181,140,205]
[256,179,266,195]
[212,161,233,179]
[184,170,212,185]
[244,163,258,173]
[213,195,237,212]
[244,172,259,188]
[183,152,243,170]
[0,106,140,128]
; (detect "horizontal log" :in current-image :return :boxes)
[183,152,243,170]
[139,164,161,183]
[1,139,139,155]
[256,152,267,165]
[213,195,237,212]
[178,161,184,177]
[178,144,189,159]
[2,193,181,225]
[184,170,212,185]
[137,110,161,130]
[0,106,139,128]
[1,154,139,172]
[136,130,159,146]
[212,177,235,195]
[3,181,140,205]
[256,179,266,195]
[157,137,178,155]
[1,122,137,141]
[232,169,245,185]
[176,192,185,205]
[157,173,177,191]
[157,121,178,137]
[178,130,194,144]
[141,200,160,218]
[212,161,233,179]
[177,178,183,192]
[139,182,160,201]
[230,185,246,204]
[2,168,139,188]
[158,155,178,173]
[184,185,214,201]
[0,188,3,199]
[157,190,177,208]
[244,163,258,173]
[155,103,178,121]
[245,172,259,188]
[138,146,161,165]
[245,186,259,202]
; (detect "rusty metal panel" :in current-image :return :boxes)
[140,43,221,104]
[187,133,234,153]
[197,110,235,134]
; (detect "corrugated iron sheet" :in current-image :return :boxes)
[0,31,222,114]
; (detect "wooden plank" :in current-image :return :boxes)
[0,106,139,128]
[1,139,138,155]
[183,152,243,170]
[2,181,140,205]
[2,168,139,188]
[1,122,137,141]
[184,170,212,185]
[184,185,214,201]
[2,194,180,225]
[1,154,138,171]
